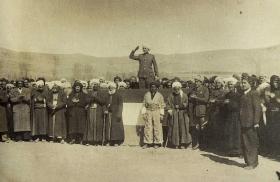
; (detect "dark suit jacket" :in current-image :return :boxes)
[239,90,261,128]
[129,50,159,78]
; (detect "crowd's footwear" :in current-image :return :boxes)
[154,144,160,149]
[142,144,149,149]
[244,165,257,170]
[69,139,75,145]
[34,138,40,143]
[60,140,65,144]
[192,144,199,150]
[180,146,186,149]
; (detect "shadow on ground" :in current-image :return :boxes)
[201,154,244,168]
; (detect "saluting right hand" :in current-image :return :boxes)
[134,46,139,51]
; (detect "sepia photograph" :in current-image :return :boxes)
[0,0,280,181]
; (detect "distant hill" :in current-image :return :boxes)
[0,45,280,80]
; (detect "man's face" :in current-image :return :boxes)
[52,85,58,93]
[115,79,120,84]
[37,84,44,90]
[173,87,181,94]
[109,86,115,92]
[143,47,149,54]
[18,82,23,88]
[150,85,157,93]
[24,81,29,88]
[241,80,251,91]
[215,81,223,89]
[227,82,235,91]
[75,85,81,92]
[195,80,202,87]
[131,77,136,83]
[273,80,279,89]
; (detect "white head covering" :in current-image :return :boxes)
[172,81,182,88]
[118,81,127,88]
[224,77,238,85]
[80,80,88,88]
[142,45,150,51]
[53,81,62,87]
[100,82,108,89]
[36,80,44,87]
[46,82,54,90]
[214,77,225,85]
[60,78,67,83]
[193,75,203,82]
[108,82,117,89]
[6,83,15,88]
[90,79,100,86]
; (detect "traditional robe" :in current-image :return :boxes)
[66,91,88,135]
[31,89,48,136]
[208,87,227,146]
[47,89,67,138]
[104,91,124,142]
[224,90,242,155]
[10,88,31,132]
[0,89,8,133]
[166,91,192,147]
[84,90,106,142]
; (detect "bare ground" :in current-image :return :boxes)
[0,142,279,182]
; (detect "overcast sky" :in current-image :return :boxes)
[0,0,280,57]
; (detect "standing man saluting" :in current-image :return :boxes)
[129,46,159,89]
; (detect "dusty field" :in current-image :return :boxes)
[0,142,279,182]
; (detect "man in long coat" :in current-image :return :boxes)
[47,82,67,144]
[142,82,165,148]
[240,76,261,170]
[10,80,32,141]
[31,80,49,142]
[129,46,159,89]
[66,81,88,144]
[0,86,9,142]
[166,81,192,149]
[189,75,209,150]
[103,82,124,146]
[84,79,106,145]
[208,77,227,148]
[224,77,242,157]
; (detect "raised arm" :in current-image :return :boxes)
[129,46,140,60]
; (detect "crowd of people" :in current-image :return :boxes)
[0,72,280,170]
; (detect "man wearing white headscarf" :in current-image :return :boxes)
[166,82,192,149]
[208,76,227,148]
[103,82,124,146]
[223,77,242,157]
[129,45,159,89]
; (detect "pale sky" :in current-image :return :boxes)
[0,0,280,57]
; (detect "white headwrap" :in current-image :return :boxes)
[100,83,108,89]
[108,82,117,89]
[46,82,54,90]
[193,75,203,82]
[36,80,44,86]
[224,77,238,85]
[90,79,100,86]
[118,81,127,88]
[214,77,225,85]
[172,81,182,88]
[80,80,88,88]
